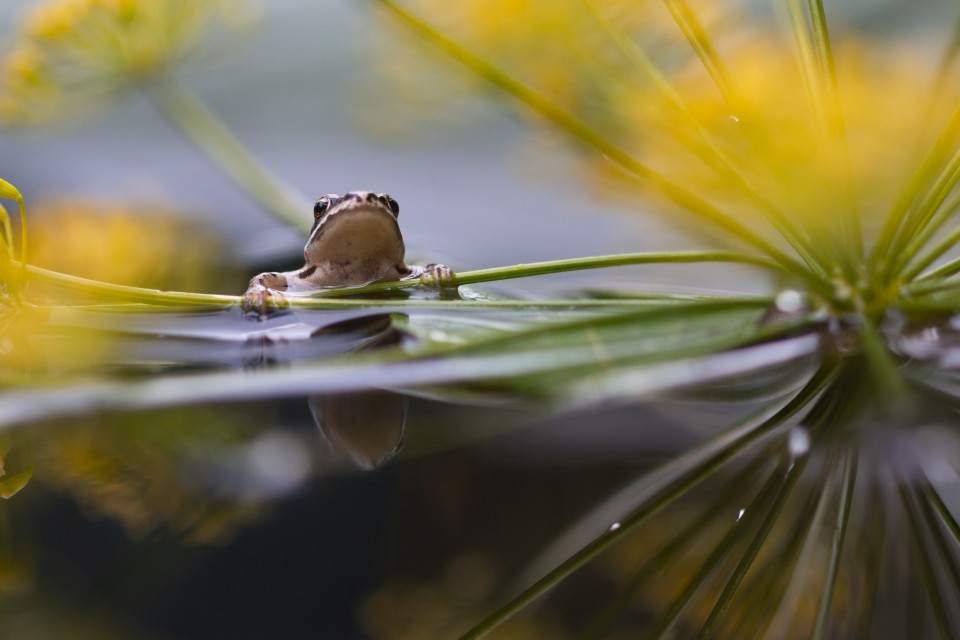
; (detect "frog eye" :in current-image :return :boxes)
[314,198,329,218]
[379,194,400,216]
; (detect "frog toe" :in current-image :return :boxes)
[419,263,456,289]
[241,286,288,319]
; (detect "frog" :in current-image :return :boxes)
[242,191,454,316]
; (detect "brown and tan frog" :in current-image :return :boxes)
[242,191,454,315]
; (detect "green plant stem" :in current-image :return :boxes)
[899,193,960,280]
[309,250,783,297]
[23,251,779,310]
[145,78,312,230]
[858,314,903,396]
[872,104,960,273]
[811,446,858,640]
[582,0,830,277]
[922,482,960,550]
[884,148,960,282]
[898,480,955,639]
[643,464,787,640]
[914,485,960,602]
[805,0,863,270]
[662,0,737,105]
[368,0,829,294]
[576,455,776,640]
[696,458,807,640]
[757,464,835,640]
[457,367,835,640]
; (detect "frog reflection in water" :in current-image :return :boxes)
[242,191,454,315]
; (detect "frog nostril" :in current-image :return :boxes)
[365,193,377,203]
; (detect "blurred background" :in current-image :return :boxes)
[1,1,959,638]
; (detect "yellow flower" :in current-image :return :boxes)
[0,0,259,126]
[356,0,739,139]
[26,197,222,291]
[603,35,957,249]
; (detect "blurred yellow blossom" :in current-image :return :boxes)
[0,0,259,126]
[26,198,222,291]
[604,35,959,247]
[356,0,739,140]
[1,198,224,377]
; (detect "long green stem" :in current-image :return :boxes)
[457,367,835,639]
[884,148,960,282]
[899,480,955,639]
[696,458,807,639]
[368,0,829,294]
[914,485,960,603]
[312,250,783,297]
[811,446,858,640]
[583,0,829,276]
[576,455,776,640]
[872,103,960,273]
[24,251,778,309]
[145,78,312,230]
[662,0,737,104]
[806,0,863,268]
[899,193,960,280]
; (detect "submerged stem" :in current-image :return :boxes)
[457,367,835,639]
[811,446,858,640]
[696,458,807,639]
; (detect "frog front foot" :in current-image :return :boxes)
[242,282,290,319]
[418,263,456,289]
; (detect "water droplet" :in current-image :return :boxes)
[775,289,803,313]
[788,426,811,459]
[736,508,745,521]
[608,522,621,532]
[729,114,740,123]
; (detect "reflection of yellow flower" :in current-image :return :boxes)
[0,0,258,126]
[35,410,264,541]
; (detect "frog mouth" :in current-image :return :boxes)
[309,204,405,263]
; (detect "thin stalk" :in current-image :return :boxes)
[24,252,777,309]
[457,368,835,640]
[780,0,856,275]
[806,0,863,268]
[145,78,312,230]
[898,479,955,639]
[369,0,830,294]
[900,193,960,280]
[662,0,737,105]
[914,484,960,602]
[884,147,960,282]
[931,8,960,102]
[758,461,835,640]
[583,0,830,276]
[922,481,960,551]
[858,314,903,396]
[313,250,784,297]
[695,458,807,639]
[811,446,858,640]
[641,463,788,640]
[0,203,12,263]
[854,482,886,640]
[872,103,960,273]
[576,455,776,640]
